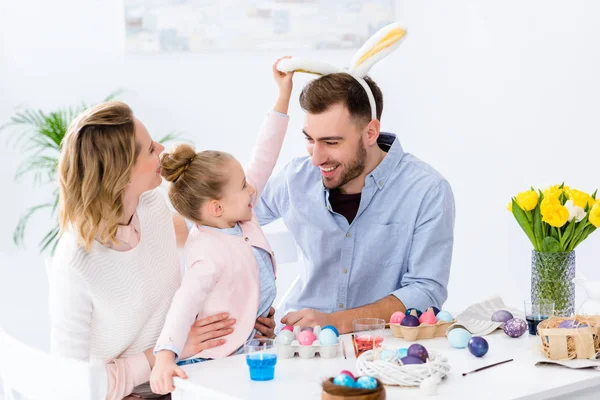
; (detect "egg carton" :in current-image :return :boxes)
[276,325,340,359]
[389,320,455,341]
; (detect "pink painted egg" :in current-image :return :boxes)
[281,325,294,332]
[390,311,405,324]
[297,330,317,345]
[419,310,437,325]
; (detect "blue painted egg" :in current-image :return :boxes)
[401,315,420,327]
[333,374,356,388]
[448,328,472,348]
[277,330,295,345]
[503,318,527,338]
[397,348,408,358]
[407,344,429,362]
[405,308,423,318]
[356,376,378,389]
[436,311,454,322]
[401,355,424,365]
[318,329,339,345]
[322,325,340,337]
[468,336,489,357]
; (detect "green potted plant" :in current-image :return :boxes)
[1,92,178,254]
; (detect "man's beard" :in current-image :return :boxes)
[323,140,367,190]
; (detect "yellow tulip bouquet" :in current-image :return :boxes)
[509,184,600,315]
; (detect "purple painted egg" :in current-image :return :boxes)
[401,355,425,365]
[429,306,441,316]
[407,344,429,362]
[401,315,420,327]
[558,320,588,329]
[301,327,314,332]
[503,318,527,338]
[468,336,489,357]
[491,310,514,324]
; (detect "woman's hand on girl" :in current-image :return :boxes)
[180,312,236,359]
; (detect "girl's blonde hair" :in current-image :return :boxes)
[58,101,140,250]
[160,144,234,223]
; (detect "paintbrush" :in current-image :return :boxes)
[351,334,359,358]
[462,359,514,376]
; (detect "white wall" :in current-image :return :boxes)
[2,0,600,351]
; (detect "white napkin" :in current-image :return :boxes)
[449,296,524,336]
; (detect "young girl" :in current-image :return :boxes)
[149,59,293,395]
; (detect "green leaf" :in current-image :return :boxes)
[157,131,181,144]
[512,199,538,249]
[542,236,561,252]
[533,196,544,250]
[592,189,597,200]
[561,219,576,250]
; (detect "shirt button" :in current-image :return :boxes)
[346,232,352,238]
[339,303,344,308]
[342,268,348,274]
[245,237,249,242]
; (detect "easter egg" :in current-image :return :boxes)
[297,330,317,345]
[301,327,314,332]
[558,320,588,329]
[401,315,420,327]
[339,370,355,380]
[277,330,295,345]
[429,306,441,316]
[405,308,423,318]
[491,310,514,324]
[436,311,454,322]
[407,344,429,362]
[468,336,489,357]
[281,325,294,332]
[333,374,355,388]
[356,376,378,389]
[401,355,424,365]
[390,311,405,324]
[318,329,339,345]
[419,310,437,325]
[322,325,340,337]
[503,318,527,338]
[447,328,472,348]
[397,348,408,358]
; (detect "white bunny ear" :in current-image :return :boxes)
[349,23,407,77]
[276,57,339,75]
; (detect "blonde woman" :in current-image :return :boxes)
[49,101,275,399]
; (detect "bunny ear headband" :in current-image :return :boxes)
[276,22,407,121]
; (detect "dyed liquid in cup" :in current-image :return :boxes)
[355,335,384,355]
[525,316,548,335]
[246,354,277,381]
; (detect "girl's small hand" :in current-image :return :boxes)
[149,351,187,395]
[273,56,294,96]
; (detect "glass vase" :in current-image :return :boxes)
[531,250,576,317]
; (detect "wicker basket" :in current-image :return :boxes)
[321,377,385,400]
[537,315,600,360]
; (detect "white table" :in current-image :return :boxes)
[172,329,600,399]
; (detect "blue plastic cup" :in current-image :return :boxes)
[244,338,277,381]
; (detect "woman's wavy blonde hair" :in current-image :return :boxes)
[58,101,140,250]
